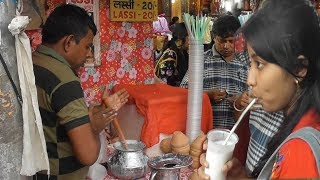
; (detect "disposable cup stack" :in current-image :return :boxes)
[183,13,211,142]
[186,40,204,142]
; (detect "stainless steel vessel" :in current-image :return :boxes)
[107,140,149,179]
[148,153,193,180]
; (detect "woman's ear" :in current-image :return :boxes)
[295,55,308,80]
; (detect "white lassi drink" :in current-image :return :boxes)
[205,129,238,180]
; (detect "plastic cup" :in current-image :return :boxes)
[205,129,239,180]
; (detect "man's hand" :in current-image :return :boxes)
[206,89,227,104]
[89,104,117,134]
[236,91,250,108]
[102,88,129,111]
[68,104,116,166]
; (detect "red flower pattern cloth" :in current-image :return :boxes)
[26,0,154,106]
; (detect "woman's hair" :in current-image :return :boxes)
[164,22,188,51]
[169,16,179,26]
[171,23,188,42]
[241,0,320,177]
[212,14,241,38]
[42,4,97,44]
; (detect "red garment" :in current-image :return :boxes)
[271,108,320,179]
[233,113,250,165]
[113,84,213,147]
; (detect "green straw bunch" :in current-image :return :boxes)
[183,13,211,41]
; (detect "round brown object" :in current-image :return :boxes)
[170,131,189,148]
[191,155,200,169]
[171,145,190,155]
[189,148,202,157]
[160,137,172,153]
[190,131,206,150]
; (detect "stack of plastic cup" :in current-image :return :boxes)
[186,39,204,143]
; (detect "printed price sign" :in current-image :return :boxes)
[67,0,94,12]
[110,0,158,22]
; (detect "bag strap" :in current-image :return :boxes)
[0,53,22,106]
[258,127,320,179]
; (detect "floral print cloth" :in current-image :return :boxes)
[26,0,154,106]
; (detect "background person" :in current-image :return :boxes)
[201,8,214,52]
[180,15,248,129]
[169,16,179,32]
[155,23,189,87]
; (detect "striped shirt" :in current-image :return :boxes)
[180,46,249,129]
[245,110,284,175]
[33,45,90,180]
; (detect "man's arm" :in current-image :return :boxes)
[67,104,116,166]
[67,123,100,165]
[53,79,116,166]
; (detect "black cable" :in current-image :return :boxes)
[0,53,22,106]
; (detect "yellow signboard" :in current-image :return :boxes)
[110,0,158,22]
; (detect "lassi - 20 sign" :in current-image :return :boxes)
[110,0,158,21]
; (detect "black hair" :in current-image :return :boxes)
[212,14,241,38]
[165,23,188,50]
[169,16,179,26]
[171,23,188,42]
[202,8,210,16]
[42,4,97,44]
[242,0,320,177]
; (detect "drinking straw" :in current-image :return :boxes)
[182,14,194,40]
[223,98,257,145]
[182,13,211,41]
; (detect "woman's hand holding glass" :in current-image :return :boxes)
[196,138,248,179]
[197,141,210,180]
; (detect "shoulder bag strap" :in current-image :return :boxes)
[258,127,320,179]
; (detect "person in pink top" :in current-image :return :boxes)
[197,0,320,179]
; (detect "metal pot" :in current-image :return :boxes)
[107,140,148,179]
[148,153,193,180]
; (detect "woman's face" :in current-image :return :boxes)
[175,35,189,51]
[155,36,165,51]
[247,43,297,112]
